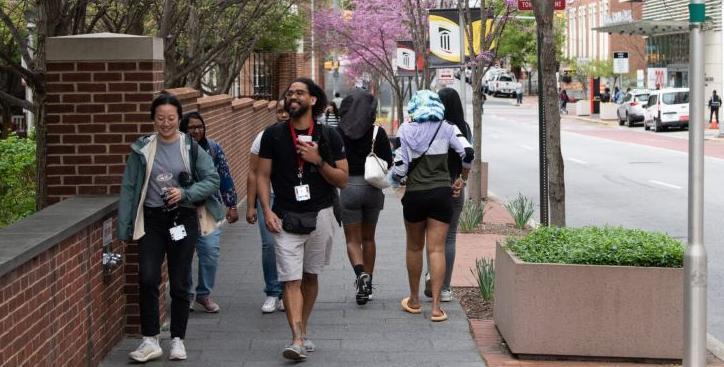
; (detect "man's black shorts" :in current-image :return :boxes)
[401,186,453,224]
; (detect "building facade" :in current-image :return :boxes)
[564,0,646,88]
[596,0,723,97]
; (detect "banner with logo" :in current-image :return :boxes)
[428,9,493,69]
[647,68,667,90]
[395,41,416,76]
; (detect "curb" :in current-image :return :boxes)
[709,333,724,361]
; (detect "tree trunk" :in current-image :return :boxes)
[0,103,11,139]
[534,1,565,226]
[469,64,484,203]
[35,2,50,209]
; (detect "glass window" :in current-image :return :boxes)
[499,76,513,82]
[636,94,650,102]
[648,95,657,106]
[662,92,689,104]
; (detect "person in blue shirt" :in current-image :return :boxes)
[180,111,239,313]
[613,87,624,104]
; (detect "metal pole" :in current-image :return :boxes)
[458,9,467,123]
[685,0,707,365]
[719,0,724,137]
[310,0,316,82]
[536,25,549,226]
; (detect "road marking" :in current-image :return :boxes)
[649,180,682,190]
[566,157,588,165]
[519,144,535,151]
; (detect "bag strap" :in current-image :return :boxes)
[370,125,379,152]
[407,121,442,176]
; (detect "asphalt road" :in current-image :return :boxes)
[475,95,724,342]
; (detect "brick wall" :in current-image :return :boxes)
[45,60,164,206]
[609,0,646,76]
[0,198,123,367]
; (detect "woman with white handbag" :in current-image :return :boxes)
[336,89,393,306]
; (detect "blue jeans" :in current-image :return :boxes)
[188,228,221,299]
[257,198,282,297]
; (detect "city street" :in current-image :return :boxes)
[476,95,724,342]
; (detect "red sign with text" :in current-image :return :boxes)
[518,0,565,11]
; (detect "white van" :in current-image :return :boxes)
[643,88,689,132]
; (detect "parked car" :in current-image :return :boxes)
[643,88,689,132]
[616,89,651,127]
[489,73,517,97]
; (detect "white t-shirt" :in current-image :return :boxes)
[250,130,264,155]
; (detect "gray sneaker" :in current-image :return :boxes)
[283,343,307,361]
[303,337,315,352]
[441,288,453,302]
[128,336,162,362]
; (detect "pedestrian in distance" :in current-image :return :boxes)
[332,92,343,110]
[246,99,289,314]
[179,111,239,314]
[336,89,393,306]
[559,89,569,114]
[118,93,222,362]
[515,81,523,105]
[422,87,472,303]
[389,90,473,323]
[324,101,340,127]
[709,90,721,125]
[601,87,611,103]
[256,78,349,361]
[613,86,624,104]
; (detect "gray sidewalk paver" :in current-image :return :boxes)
[100,191,485,367]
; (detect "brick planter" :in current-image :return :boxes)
[493,242,683,360]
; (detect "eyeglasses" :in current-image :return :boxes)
[285,89,309,98]
[187,126,204,132]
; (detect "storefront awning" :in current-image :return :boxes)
[593,20,689,36]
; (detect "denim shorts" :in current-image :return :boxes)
[339,175,385,225]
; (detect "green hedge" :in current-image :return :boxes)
[0,134,36,228]
[504,226,684,268]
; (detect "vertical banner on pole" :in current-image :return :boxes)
[427,8,486,68]
[395,41,417,77]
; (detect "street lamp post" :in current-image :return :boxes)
[685,0,707,366]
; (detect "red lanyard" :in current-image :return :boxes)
[288,120,315,179]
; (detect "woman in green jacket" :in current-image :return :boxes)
[118,93,222,363]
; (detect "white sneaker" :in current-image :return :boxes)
[169,337,187,360]
[261,296,279,313]
[441,289,453,302]
[278,298,285,312]
[128,336,162,362]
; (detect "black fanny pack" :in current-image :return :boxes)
[281,211,318,234]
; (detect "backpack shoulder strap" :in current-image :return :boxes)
[188,133,199,182]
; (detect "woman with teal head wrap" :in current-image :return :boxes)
[389,89,473,322]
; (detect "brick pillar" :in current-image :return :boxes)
[45,33,165,335]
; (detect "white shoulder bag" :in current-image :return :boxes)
[364,125,390,189]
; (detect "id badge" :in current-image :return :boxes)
[294,184,311,201]
[169,224,187,241]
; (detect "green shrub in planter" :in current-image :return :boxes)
[504,226,684,268]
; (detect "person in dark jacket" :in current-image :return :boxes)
[709,90,721,124]
[118,94,221,362]
[180,111,239,314]
[336,89,393,305]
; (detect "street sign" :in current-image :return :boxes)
[518,0,565,11]
[613,51,629,74]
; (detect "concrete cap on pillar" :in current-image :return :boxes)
[47,32,163,61]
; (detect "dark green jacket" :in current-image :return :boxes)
[117,133,222,241]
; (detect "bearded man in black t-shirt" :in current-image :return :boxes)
[257,78,348,361]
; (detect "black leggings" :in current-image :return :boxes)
[139,206,199,339]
